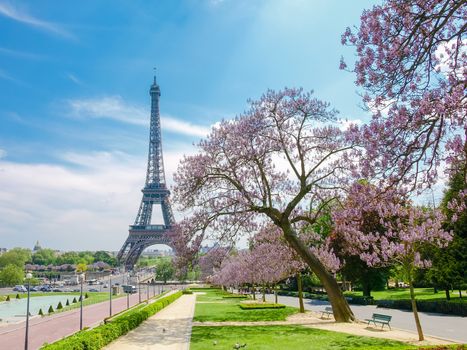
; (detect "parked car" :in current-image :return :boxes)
[53,288,63,292]
[13,285,27,293]
[89,288,99,292]
[122,285,137,294]
[40,285,52,292]
[103,284,108,288]
[72,288,80,292]
[28,286,39,292]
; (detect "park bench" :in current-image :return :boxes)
[321,306,333,318]
[365,313,392,330]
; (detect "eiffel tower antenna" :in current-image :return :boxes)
[117,72,175,270]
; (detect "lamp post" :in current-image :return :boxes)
[24,272,32,350]
[79,273,85,330]
[147,282,150,303]
[138,277,141,303]
[109,274,112,317]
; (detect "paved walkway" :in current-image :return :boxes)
[0,291,151,350]
[104,294,196,350]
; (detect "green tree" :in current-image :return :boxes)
[155,257,174,284]
[428,166,467,299]
[0,248,31,268]
[0,264,24,286]
[93,251,117,266]
[32,248,57,265]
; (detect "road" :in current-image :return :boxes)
[0,287,178,350]
[264,294,467,343]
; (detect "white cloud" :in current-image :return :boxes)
[67,96,211,137]
[0,2,74,39]
[0,148,6,158]
[67,73,83,86]
[0,148,195,251]
[0,46,47,60]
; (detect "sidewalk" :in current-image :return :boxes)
[104,294,196,350]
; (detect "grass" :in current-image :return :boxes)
[0,292,124,314]
[190,325,417,350]
[344,288,466,303]
[239,303,286,309]
[193,288,298,322]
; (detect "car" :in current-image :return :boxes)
[53,288,63,292]
[28,286,39,292]
[89,288,99,292]
[72,288,81,292]
[103,284,108,288]
[114,282,120,286]
[13,285,27,293]
[40,285,52,292]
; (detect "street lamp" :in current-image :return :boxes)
[138,277,141,303]
[147,281,150,303]
[79,273,85,330]
[24,272,32,350]
[109,274,112,317]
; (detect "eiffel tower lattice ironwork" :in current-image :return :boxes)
[117,74,175,270]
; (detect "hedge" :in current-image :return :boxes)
[239,303,286,309]
[223,295,248,299]
[41,291,183,350]
[376,299,467,317]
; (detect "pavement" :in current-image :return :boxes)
[103,294,196,350]
[0,290,153,350]
[263,294,467,343]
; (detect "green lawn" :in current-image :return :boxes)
[344,288,466,303]
[0,292,124,314]
[193,288,298,322]
[190,326,417,350]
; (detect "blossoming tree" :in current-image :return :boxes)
[341,0,466,188]
[334,183,452,340]
[173,88,359,321]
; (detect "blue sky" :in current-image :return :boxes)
[1,0,422,251]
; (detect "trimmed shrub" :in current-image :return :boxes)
[79,295,82,302]
[223,295,248,299]
[72,297,77,303]
[38,308,44,316]
[376,299,467,317]
[57,302,63,310]
[85,293,89,299]
[5,295,10,301]
[182,289,193,294]
[41,291,183,350]
[239,303,286,309]
[16,294,20,299]
[66,299,70,306]
[48,305,54,313]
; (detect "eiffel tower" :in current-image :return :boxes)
[117,74,175,270]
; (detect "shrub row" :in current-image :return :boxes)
[41,291,183,350]
[239,303,286,309]
[222,295,248,299]
[376,299,467,317]
[277,290,329,301]
[182,289,193,294]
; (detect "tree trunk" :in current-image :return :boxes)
[362,280,371,298]
[297,272,305,313]
[445,288,451,300]
[262,285,266,302]
[283,225,355,322]
[274,285,278,304]
[459,289,462,299]
[409,278,424,341]
[252,286,256,300]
